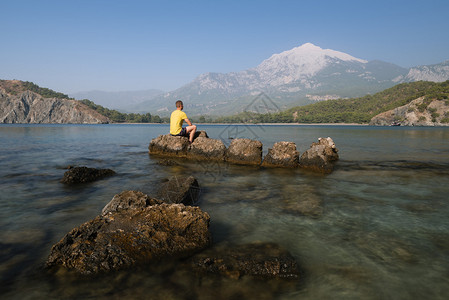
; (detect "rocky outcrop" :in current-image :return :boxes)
[156,176,201,205]
[101,190,162,215]
[46,203,211,274]
[187,242,300,279]
[369,97,449,126]
[150,133,339,173]
[61,166,116,184]
[0,89,110,124]
[299,137,339,173]
[225,138,263,165]
[262,141,299,168]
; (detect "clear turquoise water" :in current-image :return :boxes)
[1,124,449,299]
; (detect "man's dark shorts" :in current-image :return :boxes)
[172,127,187,137]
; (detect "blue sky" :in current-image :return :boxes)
[1,0,448,93]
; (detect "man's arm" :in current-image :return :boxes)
[184,118,193,126]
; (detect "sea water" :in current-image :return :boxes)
[0,124,448,299]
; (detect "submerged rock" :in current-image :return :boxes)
[225,138,263,165]
[281,184,323,217]
[187,242,300,279]
[156,158,179,166]
[156,175,201,205]
[262,141,300,168]
[299,137,339,173]
[61,166,115,184]
[46,203,211,274]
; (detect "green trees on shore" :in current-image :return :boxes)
[7,79,447,124]
[209,80,449,124]
[79,99,168,123]
[82,80,449,124]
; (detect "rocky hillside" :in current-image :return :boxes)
[369,97,449,126]
[0,80,110,124]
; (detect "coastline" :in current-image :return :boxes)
[115,122,369,126]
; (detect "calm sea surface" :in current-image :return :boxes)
[1,124,448,299]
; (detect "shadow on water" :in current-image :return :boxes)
[337,159,449,173]
[0,229,54,295]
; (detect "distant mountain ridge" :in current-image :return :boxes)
[130,43,449,116]
[70,89,164,111]
[401,60,449,82]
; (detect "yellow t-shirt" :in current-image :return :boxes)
[170,110,188,135]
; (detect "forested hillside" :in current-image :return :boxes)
[3,79,448,124]
[0,80,70,99]
[79,99,168,123]
[212,81,449,124]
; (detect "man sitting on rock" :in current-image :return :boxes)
[170,100,197,143]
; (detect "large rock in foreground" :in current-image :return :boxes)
[61,166,116,184]
[225,138,263,165]
[299,137,339,173]
[262,141,299,168]
[47,203,211,274]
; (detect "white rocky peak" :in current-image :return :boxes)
[254,43,368,84]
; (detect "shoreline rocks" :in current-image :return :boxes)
[226,138,263,165]
[188,136,227,161]
[149,133,339,173]
[299,137,339,173]
[262,141,300,168]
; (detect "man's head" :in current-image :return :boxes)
[175,100,183,109]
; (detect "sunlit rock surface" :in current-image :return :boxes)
[150,132,339,173]
[47,203,211,274]
[299,137,339,173]
[262,141,300,168]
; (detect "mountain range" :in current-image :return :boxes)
[116,43,449,117]
[70,89,164,111]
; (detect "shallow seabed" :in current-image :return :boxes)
[1,124,448,299]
